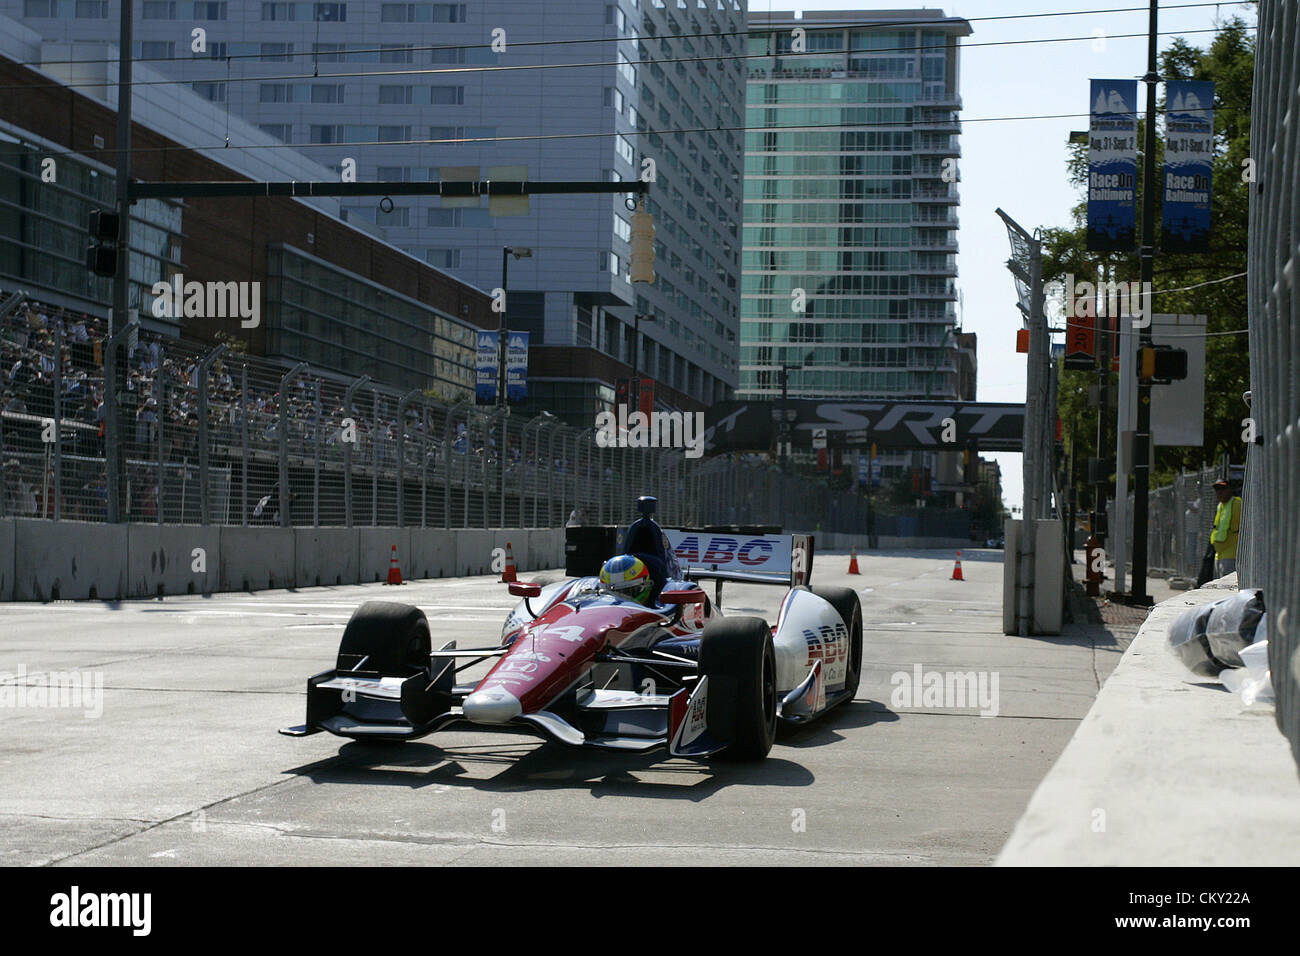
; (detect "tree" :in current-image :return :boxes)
[1047,16,1255,513]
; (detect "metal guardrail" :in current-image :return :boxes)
[1,294,888,535]
[1240,0,1299,769]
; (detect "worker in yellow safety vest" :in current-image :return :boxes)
[1210,479,1243,577]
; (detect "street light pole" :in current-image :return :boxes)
[1127,0,1159,605]
[499,246,533,409]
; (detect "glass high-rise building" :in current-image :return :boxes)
[8,0,747,422]
[740,9,970,401]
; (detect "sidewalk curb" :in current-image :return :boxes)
[996,574,1300,866]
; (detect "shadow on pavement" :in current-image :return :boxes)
[283,736,816,801]
[776,700,899,750]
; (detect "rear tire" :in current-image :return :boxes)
[336,601,431,677]
[699,616,777,760]
[811,586,863,704]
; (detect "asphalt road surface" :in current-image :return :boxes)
[1,548,1115,866]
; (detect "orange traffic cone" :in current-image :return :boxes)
[500,541,517,583]
[385,545,404,585]
[848,547,860,575]
[951,551,964,581]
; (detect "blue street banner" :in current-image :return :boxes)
[475,331,497,404]
[1087,79,1138,252]
[1162,80,1215,252]
[506,331,529,401]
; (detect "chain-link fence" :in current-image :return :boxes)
[1104,464,1223,580]
[2,289,889,535]
[1240,0,1299,769]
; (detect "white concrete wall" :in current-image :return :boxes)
[2,521,564,602]
[11,519,127,601]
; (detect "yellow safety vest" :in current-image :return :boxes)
[1212,496,1242,560]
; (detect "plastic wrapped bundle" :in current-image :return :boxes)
[1168,601,1222,677]
[1204,589,1266,668]
[1168,590,1266,676]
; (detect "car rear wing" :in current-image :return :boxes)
[666,530,813,602]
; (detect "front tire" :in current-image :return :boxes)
[336,601,431,677]
[699,616,777,760]
[811,586,863,704]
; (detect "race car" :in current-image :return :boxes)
[280,496,863,761]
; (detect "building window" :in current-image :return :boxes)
[309,125,345,144]
[431,47,466,64]
[260,42,295,61]
[141,1,177,18]
[192,1,227,19]
[191,82,227,102]
[75,0,108,17]
[382,3,464,22]
[613,214,631,242]
[311,84,346,103]
[314,2,345,21]
[24,1,57,16]
[261,1,296,19]
[140,40,176,59]
[432,3,466,21]
[379,125,412,142]
[381,44,415,63]
[376,206,410,227]
[379,86,414,105]
[260,83,295,103]
[259,124,292,142]
[430,85,465,105]
[427,249,461,269]
[615,134,634,165]
[618,51,637,85]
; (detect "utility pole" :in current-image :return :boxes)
[498,246,532,408]
[1127,0,1159,605]
[112,0,132,341]
[997,208,1047,635]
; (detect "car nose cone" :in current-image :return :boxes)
[462,687,522,724]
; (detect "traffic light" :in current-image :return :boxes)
[1138,345,1188,383]
[629,200,655,283]
[86,208,118,278]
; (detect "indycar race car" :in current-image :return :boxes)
[280,497,863,760]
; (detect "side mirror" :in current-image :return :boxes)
[660,588,705,606]
[508,582,541,598]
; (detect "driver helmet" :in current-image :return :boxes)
[599,555,653,605]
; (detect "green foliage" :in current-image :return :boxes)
[1048,17,1254,499]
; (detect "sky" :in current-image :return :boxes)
[747,0,1256,512]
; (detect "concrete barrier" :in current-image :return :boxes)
[360,527,411,585]
[295,528,358,588]
[0,519,14,601]
[997,576,1300,865]
[4,522,572,601]
[219,526,295,592]
[527,528,564,570]
[454,529,494,577]
[126,525,220,598]
[12,519,127,601]
[409,529,456,580]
